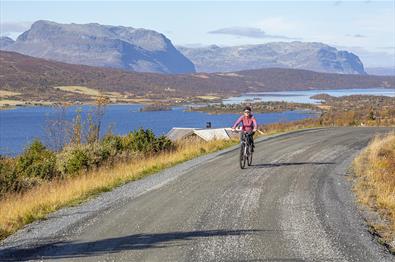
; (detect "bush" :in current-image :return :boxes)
[152,135,174,152]
[1,129,174,195]
[15,140,58,180]
[122,128,173,154]
[100,134,123,158]
[0,157,17,195]
[57,136,123,175]
[57,145,91,175]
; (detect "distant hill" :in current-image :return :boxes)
[1,20,195,74]
[0,51,393,103]
[178,42,366,75]
[366,67,395,76]
[0,37,14,48]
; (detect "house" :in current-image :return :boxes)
[166,127,238,142]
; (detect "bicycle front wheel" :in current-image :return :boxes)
[247,145,253,166]
[240,143,246,169]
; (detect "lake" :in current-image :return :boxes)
[2,88,394,156]
[223,88,395,104]
[0,105,317,156]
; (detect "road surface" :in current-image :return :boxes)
[1,127,394,261]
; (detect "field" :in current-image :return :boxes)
[53,86,102,96]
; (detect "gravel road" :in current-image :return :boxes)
[1,127,394,261]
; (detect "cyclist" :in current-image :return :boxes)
[231,106,257,151]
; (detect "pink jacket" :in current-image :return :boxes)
[232,115,257,132]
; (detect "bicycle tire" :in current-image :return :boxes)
[240,143,246,169]
[247,145,253,166]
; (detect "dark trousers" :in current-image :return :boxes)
[241,132,255,147]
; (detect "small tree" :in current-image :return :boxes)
[70,109,83,145]
[86,96,110,143]
[44,103,73,151]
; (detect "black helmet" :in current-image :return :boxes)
[243,106,252,112]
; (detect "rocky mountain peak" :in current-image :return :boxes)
[179,41,366,75]
[4,20,195,74]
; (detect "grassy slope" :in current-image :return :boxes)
[353,132,395,252]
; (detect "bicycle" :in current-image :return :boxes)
[233,129,254,169]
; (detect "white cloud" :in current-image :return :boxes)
[208,27,295,39]
[346,34,366,38]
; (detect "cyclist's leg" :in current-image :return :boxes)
[250,132,255,152]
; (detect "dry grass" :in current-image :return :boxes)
[0,90,21,98]
[53,86,102,96]
[0,138,237,240]
[259,118,321,135]
[353,132,395,249]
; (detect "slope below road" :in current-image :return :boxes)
[1,127,394,261]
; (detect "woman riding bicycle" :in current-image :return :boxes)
[231,106,257,151]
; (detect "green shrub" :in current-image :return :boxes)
[57,145,91,175]
[152,135,174,152]
[57,136,123,175]
[85,142,116,168]
[100,134,123,158]
[0,157,17,195]
[2,129,174,194]
[15,140,58,180]
[122,128,173,154]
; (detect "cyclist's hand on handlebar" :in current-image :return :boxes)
[231,128,236,132]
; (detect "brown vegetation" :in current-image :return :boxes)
[196,95,395,127]
[353,133,395,252]
[189,101,319,114]
[318,95,395,126]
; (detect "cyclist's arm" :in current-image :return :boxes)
[252,117,257,132]
[232,116,243,129]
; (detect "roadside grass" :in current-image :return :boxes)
[353,132,395,251]
[259,118,321,135]
[0,138,237,241]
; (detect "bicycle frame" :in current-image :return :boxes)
[239,132,253,169]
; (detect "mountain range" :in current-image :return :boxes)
[0,20,371,75]
[178,42,366,75]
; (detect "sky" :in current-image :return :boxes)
[0,0,394,67]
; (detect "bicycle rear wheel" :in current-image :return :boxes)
[240,143,246,169]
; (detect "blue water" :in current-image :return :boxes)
[0,105,316,156]
[223,88,395,104]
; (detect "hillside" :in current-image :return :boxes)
[366,67,395,76]
[1,20,195,74]
[0,51,394,104]
[178,42,366,75]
